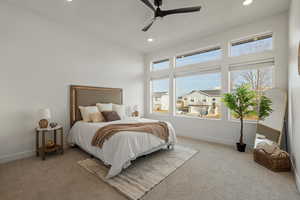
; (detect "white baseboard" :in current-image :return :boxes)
[0,150,35,164]
[176,132,234,147]
[288,155,300,193]
[0,141,70,164]
[293,165,300,193]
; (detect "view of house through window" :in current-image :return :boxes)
[230,34,273,57]
[151,78,169,113]
[175,72,221,119]
[230,65,274,120]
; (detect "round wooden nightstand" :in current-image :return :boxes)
[35,125,64,160]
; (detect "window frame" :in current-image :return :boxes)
[174,70,222,120]
[147,31,276,123]
[150,77,170,115]
[228,61,275,122]
[229,32,273,57]
[175,45,223,68]
[151,58,170,72]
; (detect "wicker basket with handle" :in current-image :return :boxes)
[253,148,291,172]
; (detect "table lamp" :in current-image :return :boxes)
[132,105,139,117]
[38,108,51,128]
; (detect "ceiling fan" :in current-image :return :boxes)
[140,0,202,32]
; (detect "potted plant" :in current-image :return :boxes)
[222,84,272,152]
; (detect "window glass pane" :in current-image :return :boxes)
[151,79,169,113]
[176,48,222,67]
[230,66,273,92]
[230,65,273,120]
[176,73,221,119]
[231,35,273,57]
[152,59,169,71]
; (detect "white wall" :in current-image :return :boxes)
[144,13,289,147]
[288,0,300,191]
[0,2,144,163]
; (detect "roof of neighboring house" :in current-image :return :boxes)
[178,90,221,99]
[153,92,168,98]
[202,90,221,96]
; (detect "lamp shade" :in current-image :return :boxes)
[133,105,139,112]
[39,108,51,119]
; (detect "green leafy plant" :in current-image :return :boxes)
[222,84,273,147]
[222,85,257,145]
[259,95,273,120]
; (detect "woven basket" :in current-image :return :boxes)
[253,148,291,172]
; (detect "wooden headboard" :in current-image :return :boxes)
[70,85,123,127]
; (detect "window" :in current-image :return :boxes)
[176,47,222,67]
[230,33,273,57]
[151,78,169,113]
[148,31,276,122]
[230,65,273,92]
[229,64,274,120]
[151,59,170,71]
[175,72,221,119]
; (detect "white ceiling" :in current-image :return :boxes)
[6,0,290,53]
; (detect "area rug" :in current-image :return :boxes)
[78,145,198,200]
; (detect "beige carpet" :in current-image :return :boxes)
[0,137,299,200]
[78,145,197,200]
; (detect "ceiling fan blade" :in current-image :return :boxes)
[139,0,156,12]
[161,6,201,16]
[142,18,156,32]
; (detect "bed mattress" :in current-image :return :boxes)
[68,117,176,178]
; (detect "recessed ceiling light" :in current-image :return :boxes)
[243,0,253,6]
[67,0,72,2]
[147,38,154,42]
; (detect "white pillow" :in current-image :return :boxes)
[113,104,126,119]
[96,103,113,111]
[79,106,99,122]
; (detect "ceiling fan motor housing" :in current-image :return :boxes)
[155,8,164,18]
[154,0,163,7]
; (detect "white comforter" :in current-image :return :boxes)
[68,118,176,178]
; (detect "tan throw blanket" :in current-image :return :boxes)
[256,142,289,159]
[91,122,169,148]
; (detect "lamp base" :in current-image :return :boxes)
[132,111,139,117]
[39,119,49,128]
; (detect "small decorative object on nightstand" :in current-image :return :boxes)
[38,108,51,128]
[35,125,64,160]
[132,105,139,117]
[49,122,58,128]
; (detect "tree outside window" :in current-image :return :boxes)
[230,65,273,120]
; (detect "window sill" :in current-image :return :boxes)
[149,112,170,117]
[148,113,257,124]
[229,119,258,124]
[174,114,221,121]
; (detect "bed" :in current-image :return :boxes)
[68,85,177,178]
